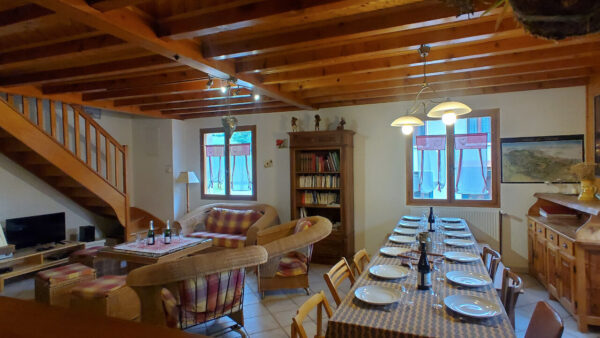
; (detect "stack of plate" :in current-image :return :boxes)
[444,231,471,238]
[443,239,475,247]
[394,228,418,236]
[397,220,420,228]
[443,223,466,231]
[446,271,492,287]
[380,246,411,257]
[354,285,403,306]
[389,235,416,244]
[369,264,409,279]
[444,295,502,319]
[441,217,463,223]
[443,251,480,263]
[402,215,421,222]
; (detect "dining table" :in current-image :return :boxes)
[326,216,515,338]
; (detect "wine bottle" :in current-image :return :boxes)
[417,242,432,290]
[147,220,155,245]
[427,206,435,232]
[164,220,172,244]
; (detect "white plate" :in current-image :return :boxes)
[443,224,466,230]
[380,246,411,257]
[444,239,475,247]
[444,231,471,238]
[394,227,418,236]
[444,251,480,263]
[444,294,502,319]
[441,217,463,223]
[397,220,420,228]
[446,271,492,287]
[389,235,416,244]
[369,264,409,279]
[354,285,403,306]
[402,215,421,222]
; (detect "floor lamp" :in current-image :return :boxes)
[176,171,200,213]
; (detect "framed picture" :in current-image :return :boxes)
[501,134,584,183]
[595,95,600,176]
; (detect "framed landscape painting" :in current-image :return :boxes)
[501,135,584,183]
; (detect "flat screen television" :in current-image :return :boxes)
[4,212,66,249]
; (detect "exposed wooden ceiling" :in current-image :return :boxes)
[0,0,597,119]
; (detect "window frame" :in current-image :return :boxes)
[200,125,257,201]
[406,109,500,208]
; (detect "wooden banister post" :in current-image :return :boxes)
[85,120,91,166]
[49,101,57,138]
[62,104,69,148]
[36,99,44,128]
[96,130,101,174]
[74,108,81,158]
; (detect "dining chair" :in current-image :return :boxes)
[323,257,355,306]
[500,267,523,328]
[524,301,564,338]
[481,246,501,281]
[352,248,371,276]
[291,291,333,338]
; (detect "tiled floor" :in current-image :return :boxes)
[2,265,599,337]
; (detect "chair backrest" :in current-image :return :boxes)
[323,258,355,306]
[525,301,564,338]
[352,248,370,276]
[500,267,523,328]
[482,246,501,280]
[291,291,333,338]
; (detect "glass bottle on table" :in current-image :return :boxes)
[417,242,432,290]
[427,206,435,232]
[164,220,172,244]
[147,220,155,245]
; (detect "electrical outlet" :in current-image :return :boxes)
[264,160,273,168]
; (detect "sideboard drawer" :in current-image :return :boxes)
[528,219,535,233]
[546,229,559,245]
[535,223,546,237]
[558,236,574,256]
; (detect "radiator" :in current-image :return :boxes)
[408,206,500,241]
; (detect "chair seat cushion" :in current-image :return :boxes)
[71,275,127,299]
[70,246,105,258]
[37,263,95,284]
[205,208,263,235]
[276,251,308,277]
[189,231,246,248]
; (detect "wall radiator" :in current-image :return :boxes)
[408,206,500,242]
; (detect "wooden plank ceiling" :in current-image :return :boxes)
[0,0,597,119]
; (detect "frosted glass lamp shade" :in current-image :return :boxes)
[176,171,200,184]
[390,115,424,127]
[427,101,471,118]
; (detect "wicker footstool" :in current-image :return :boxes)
[70,275,141,321]
[35,263,96,307]
[69,246,120,277]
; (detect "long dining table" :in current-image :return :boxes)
[326,217,515,338]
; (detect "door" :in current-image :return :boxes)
[534,235,547,285]
[558,250,576,314]
[546,242,559,299]
[528,230,535,275]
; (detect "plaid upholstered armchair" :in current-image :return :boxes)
[174,203,279,249]
[257,216,332,298]
[126,245,268,331]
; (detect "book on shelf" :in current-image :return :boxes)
[299,152,340,172]
[539,205,577,219]
[299,207,308,218]
[300,191,339,205]
[298,175,340,188]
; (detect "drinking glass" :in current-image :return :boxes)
[401,262,415,306]
[433,258,445,281]
[430,276,444,310]
[136,232,143,244]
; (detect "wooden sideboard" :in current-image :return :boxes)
[528,193,600,332]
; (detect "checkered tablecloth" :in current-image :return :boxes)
[326,218,515,338]
[113,237,209,257]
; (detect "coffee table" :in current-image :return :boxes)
[98,237,212,267]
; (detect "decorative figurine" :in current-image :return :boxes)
[337,117,346,130]
[314,114,321,131]
[291,117,299,132]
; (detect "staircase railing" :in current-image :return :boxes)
[1,93,127,196]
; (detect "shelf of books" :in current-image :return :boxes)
[289,130,354,264]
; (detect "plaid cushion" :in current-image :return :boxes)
[189,231,246,248]
[205,208,262,235]
[160,269,246,329]
[276,251,308,277]
[71,275,127,299]
[37,263,95,283]
[70,246,105,258]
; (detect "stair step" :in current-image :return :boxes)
[62,187,97,198]
[35,165,65,177]
[0,139,31,153]
[90,206,117,216]
[0,130,11,139]
[44,176,81,188]
[79,197,108,208]
[20,152,48,165]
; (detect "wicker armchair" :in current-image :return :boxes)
[126,246,267,331]
[174,203,279,249]
[257,216,332,298]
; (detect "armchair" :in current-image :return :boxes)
[126,245,267,330]
[174,203,279,249]
[257,216,332,298]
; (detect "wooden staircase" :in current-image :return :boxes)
[0,93,131,236]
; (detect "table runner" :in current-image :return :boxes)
[326,219,515,338]
[112,237,209,257]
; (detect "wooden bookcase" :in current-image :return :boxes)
[289,130,354,264]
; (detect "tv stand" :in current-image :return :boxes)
[35,246,55,252]
[0,242,84,292]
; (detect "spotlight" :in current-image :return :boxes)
[221,85,228,94]
[254,94,261,101]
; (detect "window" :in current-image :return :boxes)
[200,125,257,200]
[407,110,499,207]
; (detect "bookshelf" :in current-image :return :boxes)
[289,130,354,264]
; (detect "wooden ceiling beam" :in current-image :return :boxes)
[34,0,314,110]
[179,106,299,119]
[297,58,598,98]
[41,68,206,94]
[113,91,249,107]
[316,78,588,108]
[207,3,495,59]
[0,54,175,86]
[142,96,271,111]
[0,4,54,28]
[86,0,150,11]
[162,101,288,115]
[81,80,219,101]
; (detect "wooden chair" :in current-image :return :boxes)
[525,301,564,338]
[352,248,370,276]
[481,246,501,281]
[257,216,332,298]
[323,257,355,306]
[291,291,333,338]
[500,267,523,328]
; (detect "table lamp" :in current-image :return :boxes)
[176,171,200,213]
